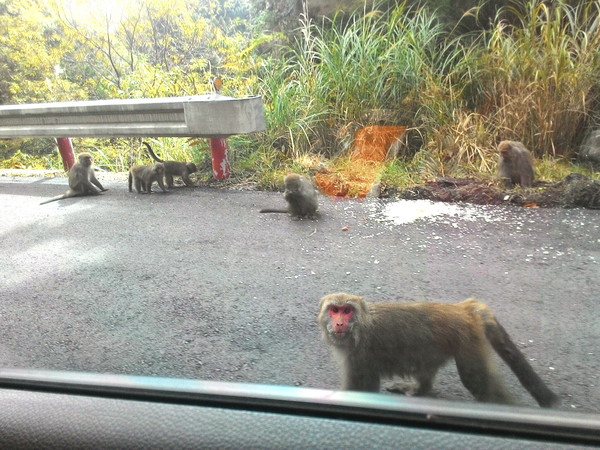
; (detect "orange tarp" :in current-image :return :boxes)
[315,125,406,197]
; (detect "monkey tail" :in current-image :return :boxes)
[40,194,66,205]
[481,312,560,408]
[259,208,289,213]
[143,141,164,163]
[128,171,133,192]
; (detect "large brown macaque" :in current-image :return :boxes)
[498,140,535,188]
[259,173,318,218]
[40,153,108,205]
[128,163,167,194]
[318,293,559,408]
[143,141,197,188]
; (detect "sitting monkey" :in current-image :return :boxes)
[498,140,535,188]
[259,173,319,218]
[40,153,108,204]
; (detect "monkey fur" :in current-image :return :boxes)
[128,163,167,194]
[143,141,197,188]
[259,173,318,218]
[40,153,108,205]
[498,140,535,188]
[318,293,559,408]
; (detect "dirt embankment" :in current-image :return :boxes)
[384,173,600,209]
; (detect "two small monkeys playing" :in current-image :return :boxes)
[128,142,198,194]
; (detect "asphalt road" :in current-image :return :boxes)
[0,174,598,414]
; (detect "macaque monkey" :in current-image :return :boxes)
[128,163,167,194]
[143,141,197,187]
[318,293,559,408]
[259,173,318,218]
[498,140,534,188]
[40,153,108,205]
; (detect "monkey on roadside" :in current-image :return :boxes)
[498,140,534,188]
[318,293,559,408]
[143,141,197,188]
[128,163,167,194]
[259,173,318,218]
[40,153,108,205]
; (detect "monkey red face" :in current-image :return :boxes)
[499,147,511,160]
[328,304,354,336]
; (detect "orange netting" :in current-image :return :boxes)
[315,125,406,197]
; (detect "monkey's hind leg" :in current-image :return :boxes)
[455,341,515,405]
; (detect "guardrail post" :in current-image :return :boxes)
[56,137,75,170]
[208,77,231,179]
[209,137,231,179]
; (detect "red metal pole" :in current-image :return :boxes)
[208,76,230,180]
[209,137,231,179]
[56,137,75,171]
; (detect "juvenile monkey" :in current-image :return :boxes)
[40,153,108,205]
[128,163,167,194]
[498,140,535,188]
[259,173,318,218]
[318,293,559,408]
[143,141,197,187]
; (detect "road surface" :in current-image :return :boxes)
[0,174,598,413]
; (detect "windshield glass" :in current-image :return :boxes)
[0,0,598,419]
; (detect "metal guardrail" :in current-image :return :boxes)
[0,95,266,138]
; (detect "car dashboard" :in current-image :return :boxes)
[0,369,598,448]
